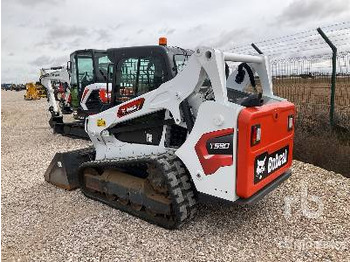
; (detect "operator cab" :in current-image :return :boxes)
[106,45,193,106]
[95,43,193,146]
[69,49,111,109]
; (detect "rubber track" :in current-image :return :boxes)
[78,150,197,229]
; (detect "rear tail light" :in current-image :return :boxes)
[288,115,294,131]
[251,124,261,146]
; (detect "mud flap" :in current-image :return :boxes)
[44,148,94,190]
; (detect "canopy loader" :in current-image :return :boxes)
[45,43,295,229]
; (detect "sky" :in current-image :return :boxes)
[1,0,350,83]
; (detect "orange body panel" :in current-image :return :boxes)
[236,101,295,198]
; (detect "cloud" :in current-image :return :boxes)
[47,25,88,39]
[158,27,176,35]
[30,55,67,67]
[206,28,254,49]
[35,25,91,50]
[30,55,51,66]
[11,0,63,6]
[94,29,111,42]
[188,25,204,33]
[2,0,350,83]
[36,38,61,49]
[110,24,123,30]
[276,0,350,26]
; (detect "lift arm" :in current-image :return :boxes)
[40,66,70,116]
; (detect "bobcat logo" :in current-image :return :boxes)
[256,156,266,179]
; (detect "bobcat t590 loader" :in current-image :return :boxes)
[45,44,295,229]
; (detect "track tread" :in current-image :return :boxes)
[78,150,197,229]
[158,151,198,227]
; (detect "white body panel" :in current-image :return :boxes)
[176,101,243,201]
[80,83,113,110]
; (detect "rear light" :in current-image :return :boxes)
[251,124,261,146]
[288,115,294,131]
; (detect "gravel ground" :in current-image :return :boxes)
[1,90,350,261]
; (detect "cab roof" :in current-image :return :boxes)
[107,45,193,65]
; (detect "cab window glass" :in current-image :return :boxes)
[117,56,165,102]
[98,55,111,74]
[98,56,110,69]
[70,56,77,86]
[174,54,190,73]
[77,56,94,89]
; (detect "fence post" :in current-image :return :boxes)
[251,43,263,54]
[317,27,337,126]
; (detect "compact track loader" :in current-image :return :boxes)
[45,44,295,229]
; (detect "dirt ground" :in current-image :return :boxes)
[1,90,349,261]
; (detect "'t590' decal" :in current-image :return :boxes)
[208,142,231,150]
[195,128,234,175]
[117,98,145,118]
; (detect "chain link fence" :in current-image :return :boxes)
[230,22,350,130]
